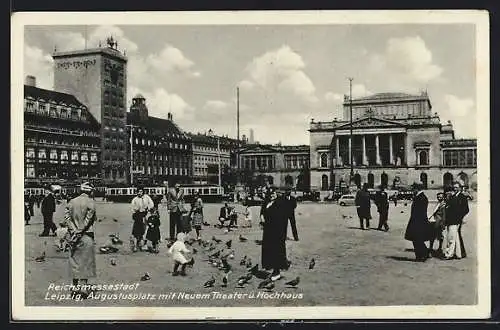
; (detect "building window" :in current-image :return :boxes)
[26,164,35,178]
[38,149,47,162]
[320,153,328,168]
[81,152,89,164]
[49,149,58,164]
[418,150,429,166]
[90,152,98,162]
[71,151,79,164]
[25,147,35,159]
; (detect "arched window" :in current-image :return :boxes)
[419,150,429,166]
[420,172,428,189]
[367,173,374,188]
[320,153,328,168]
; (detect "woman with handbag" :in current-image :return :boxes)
[189,191,204,240]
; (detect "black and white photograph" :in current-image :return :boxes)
[11,11,490,320]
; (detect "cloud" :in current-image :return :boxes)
[238,80,254,91]
[50,32,85,52]
[146,44,199,78]
[324,92,344,103]
[203,100,228,110]
[244,45,318,104]
[128,86,195,121]
[324,84,372,104]
[24,44,54,89]
[440,94,476,138]
[370,36,443,84]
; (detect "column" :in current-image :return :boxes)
[389,134,394,165]
[348,136,352,165]
[335,137,340,167]
[362,135,367,165]
[375,135,381,165]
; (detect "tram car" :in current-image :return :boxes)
[179,184,225,203]
[105,186,167,204]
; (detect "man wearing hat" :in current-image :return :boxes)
[167,183,185,241]
[283,186,299,241]
[63,182,97,297]
[39,185,57,237]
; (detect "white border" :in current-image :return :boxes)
[11,10,490,320]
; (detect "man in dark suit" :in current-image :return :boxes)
[39,186,57,237]
[443,181,470,259]
[375,185,390,232]
[355,183,371,230]
[283,187,299,241]
[404,183,431,261]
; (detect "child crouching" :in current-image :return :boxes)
[168,233,194,276]
[145,207,161,253]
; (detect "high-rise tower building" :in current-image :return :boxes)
[52,37,128,185]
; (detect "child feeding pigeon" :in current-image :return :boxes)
[168,232,195,276]
[145,207,161,253]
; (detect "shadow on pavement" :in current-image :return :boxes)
[386,256,418,262]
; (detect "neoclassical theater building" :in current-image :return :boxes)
[309,92,477,191]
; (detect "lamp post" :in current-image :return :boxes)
[217,136,221,187]
[126,124,139,186]
[348,77,354,185]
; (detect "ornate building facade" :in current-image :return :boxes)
[24,76,101,187]
[309,92,477,191]
[127,94,193,187]
[189,130,240,185]
[238,144,310,189]
[52,38,128,185]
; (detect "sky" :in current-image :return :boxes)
[24,23,477,145]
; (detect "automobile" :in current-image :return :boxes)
[323,191,342,202]
[338,194,356,206]
[295,190,321,202]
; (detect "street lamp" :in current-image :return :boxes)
[348,77,354,185]
[125,124,139,186]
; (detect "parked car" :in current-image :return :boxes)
[296,190,321,202]
[338,194,356,206]
[323,191,342,202]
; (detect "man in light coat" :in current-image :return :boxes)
[167,183,185,241]
[63,182,97,298]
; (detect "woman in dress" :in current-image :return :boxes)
[260,188,289,281]
[189,191,204,240]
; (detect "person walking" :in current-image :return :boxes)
[283,186,299,241]
[63,182,97,298]
[39,186,57,237]
[428,192,447,257]
[167,183,185,241]
[130,187,154,252]
[355,183,372,230]
[28,193,35,217]
[443,182,470,260]
[261,188,289,281]
[404,183,432,262]
[375,185,390,232]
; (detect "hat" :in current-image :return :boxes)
[174,183,180,188]
[80,182,95,192]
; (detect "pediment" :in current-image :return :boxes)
[336,117,404,129]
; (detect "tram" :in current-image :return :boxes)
[180,184,225,203]
[105,186,167,204]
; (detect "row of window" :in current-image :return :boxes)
[25,124,99,137]
[25,100,87,122]
[25,138,99,149]
[25,148,98,162]
[242,156,275,171]
[443,149,476,167]
[131,137,190,150]
[194,145,231,153]
[284,155,310,169]
[194,155,229,164]
[353,102,427,118]
[25,163,99,179]
[132,166,189,176]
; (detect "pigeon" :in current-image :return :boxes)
[309,258,316,270]
[110,258,117,266]
[221,258,232,273]
[209,250,221,258]
[254,269,271,280]
[255,239,262,245]
[285,276,300,287]
[400,210,404,213]
[111,237,123,245]
[113,218,118,222]
[239,235,248,242]
[225,240,232,249]
[140,273,151,281]
[237,273,253,287]
[35,251,46,262]
[341,214,347,219]
[240,255,247,266]
[192,248,198,254]
[258,278,273,289]
[249,263,258,273]
[212,236,222,244]
[263,281,275,292]
[204,276,215,288]
[246,258,253,268]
